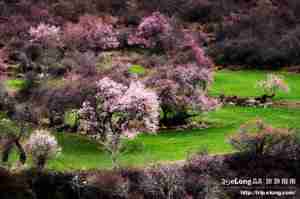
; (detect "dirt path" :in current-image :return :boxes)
[272,100,300,109]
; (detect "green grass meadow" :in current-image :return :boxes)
[2,70,300,170]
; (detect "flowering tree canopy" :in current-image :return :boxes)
[79,77,160,167]
[29,23,62,48]
[144,32,219,126]
[128,12,172,48]
[63,15,120,50]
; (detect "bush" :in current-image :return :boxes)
[184,152,225,177]
[229,119,298,158]
[257,74,289,97]
[86,171,129,199]
[140,165,186,199]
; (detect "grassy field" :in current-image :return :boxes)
[42,105,300,170]
[2,70,300,170]
[210,70,300,100]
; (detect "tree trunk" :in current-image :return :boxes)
[15,139,26,164]
[1,139,14,163]
[36,156,47,170]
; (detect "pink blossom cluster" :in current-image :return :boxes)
[195,92,220,111]
[25,129,61,165]
[128,12,171,48]
[63,15,120,50]
[137,12,172,37]
[184,32,213,69]
[257,74,289,96]
[173,63,213,90]
[92,23,120,49]
[79,77,160,140]
[147,62,217,112]
[29,23,62,48]
[118,81,160,134]
[96,77,127,100]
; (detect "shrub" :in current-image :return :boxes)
[185,152,225,177]
[141,165,186,199]
[229,119,298,158]
[79,77,160,168]
[25,129,61,170]
[257,74,289,97]
[86,171,129,199]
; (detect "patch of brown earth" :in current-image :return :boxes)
[272,100,300,109]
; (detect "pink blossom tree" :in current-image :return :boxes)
[63,15,120,51]
[145,33,219,127]
[29,23,62,48]
[79,77,160,168]
[146,63,218,126]
[128,12,172,49]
